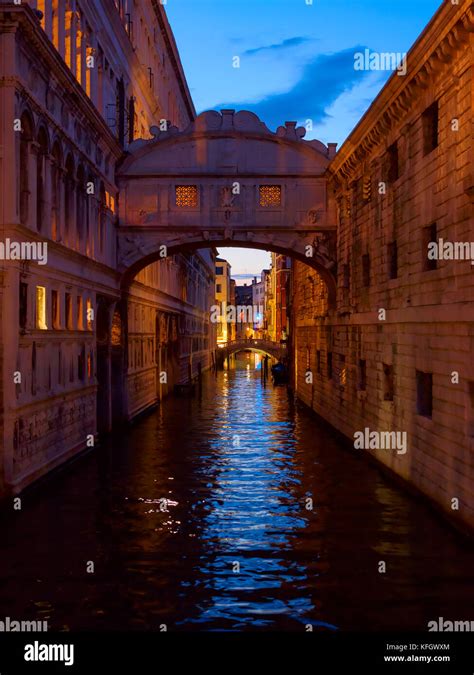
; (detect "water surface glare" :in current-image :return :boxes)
[1,353,473,631]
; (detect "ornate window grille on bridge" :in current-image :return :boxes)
[175,185,198,207]
[259,185,281,207]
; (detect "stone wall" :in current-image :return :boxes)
[292,0,474,531]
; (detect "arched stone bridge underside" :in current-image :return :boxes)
[116,109,338,304]
[218,339,287,362]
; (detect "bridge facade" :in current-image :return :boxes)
[217,338,287,365]
[116,109,338,305]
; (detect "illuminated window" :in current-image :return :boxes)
[105,190,115,213]
[111,310,122,346]
[36,286,47,330]
[86,299,93,331]
[339,355,347,386]
[37,0,46,29]
[77,296,84,330]
[175,185,198,208]
[259,185,281,207]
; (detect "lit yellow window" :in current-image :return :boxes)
[105,191,115,213]
[259,185,281,207]
[111,310,122,346]
[175,185,198,208]
[86,299,93,331]
[77,296,84,330]
[36,286,47,330]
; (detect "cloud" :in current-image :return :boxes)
[243,36,311,56]
[211,45,370,130]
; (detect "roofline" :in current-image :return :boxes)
[151,0,196,123]
[330,0,468,175]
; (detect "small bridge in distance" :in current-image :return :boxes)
[216,338,287,367]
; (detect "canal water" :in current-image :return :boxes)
[1,352,473,632]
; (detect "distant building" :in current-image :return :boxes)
[215,258,232,343]
[234,283,253,339]
[0,0,214,496]
[274,254,291,341]
[251,275,265,337]
[229,279,236,341]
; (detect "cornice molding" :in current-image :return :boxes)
[330,1,474,182]
[1,5,122,161]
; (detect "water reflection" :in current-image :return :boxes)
[0,352,473,631]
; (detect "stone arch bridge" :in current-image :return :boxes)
[217,338,287,366]
[116,109,338,304]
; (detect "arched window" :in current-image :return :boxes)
[19,112,33,224]
[51,141,62,241]
[36,127,49,232]
[64,153,75,243]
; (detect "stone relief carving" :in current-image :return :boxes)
[119,235,150,263]
[305,208,324,226]
[220,186,235,208]
[312,232,337,270]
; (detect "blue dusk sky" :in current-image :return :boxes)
[166,0,442,282]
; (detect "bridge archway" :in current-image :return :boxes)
[116,109,338,305]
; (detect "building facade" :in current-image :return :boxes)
[273,253,291,342]
[251,275,265,337]
[215,257,232,344]
[234,283,254,340]
[0,0,215,496]
[292,0,474,531]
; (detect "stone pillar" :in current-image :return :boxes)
[65,7,77,73]
[67,178,76,249]
[28,142,39,232]
[57,0,66,58]
[57,166,66,243]
[44,0,53,40]
[2,265,21,489]
[0,24,18,226]
[80,26,87,88]
[88,40,98,104]
[42,154,53,239]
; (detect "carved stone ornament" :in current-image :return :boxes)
[220,186,235,208]
[312,232,337,270]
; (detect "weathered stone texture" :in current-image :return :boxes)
[293,0,474,530]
